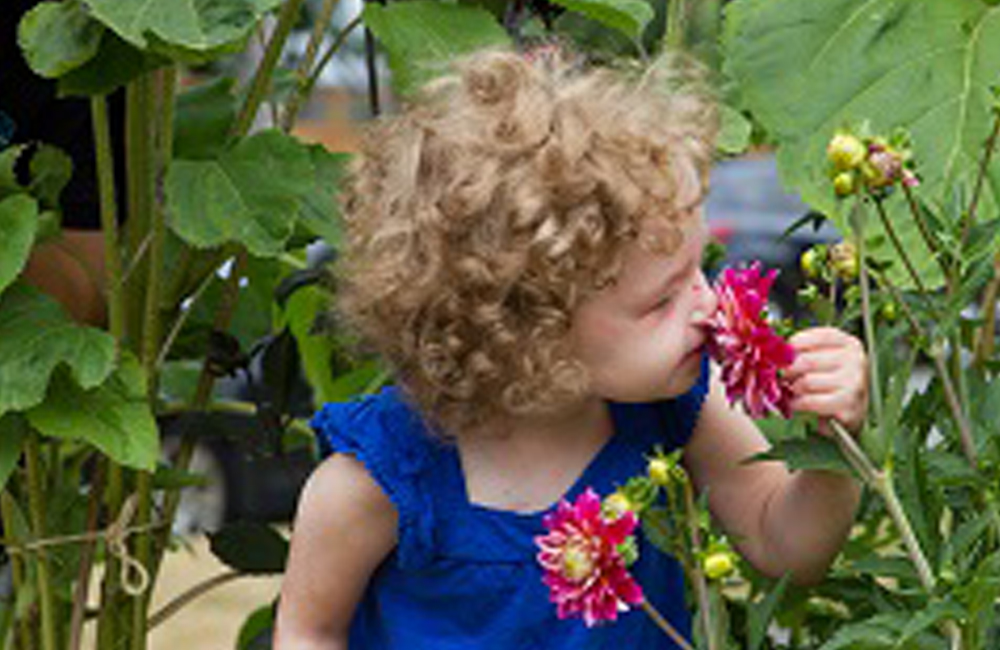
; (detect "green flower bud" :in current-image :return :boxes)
[603,492,634,518]
[880,301,898,322]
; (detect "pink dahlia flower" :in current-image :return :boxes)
[707,263,796,419]
[535,488,644,627]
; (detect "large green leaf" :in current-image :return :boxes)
[81,0,281,52]
[0,285,117,417]
[173,76,238,160]
[363,2,511,97]
[298,145,348,246]
[0,195,39,296]
[26,353,159,471]
[166,130,313,256]
[551,0,655,41]
[18,0,104,79]
[724,0,1000,283]
[57,29,166,97]
[209,522,289,574]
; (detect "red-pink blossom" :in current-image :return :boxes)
[707,263,796,419]
[535,488,644,627]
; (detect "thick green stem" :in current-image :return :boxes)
[24,433,57,650]
[664,0,686,51]
[682,478,718,650]
[1,492,33,650]
[96,463,125,646]
[90,95,125,341]
[282,0,342,131]
[234,0,307,137]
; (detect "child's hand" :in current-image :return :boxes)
[785,327,868,435]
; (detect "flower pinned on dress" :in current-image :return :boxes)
[535,488,644,627]
[707,263,796,419]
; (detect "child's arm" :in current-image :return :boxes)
[275,454,398,649]
[683,327,867,585]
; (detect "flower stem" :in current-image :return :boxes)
[641,600,695,650]
[234,0,307,137]
[682,478,718,650]
[281,0,345,131]
[974,252,1000,365]
[961,105,1000,245]
[872,197,930,298]
[850,200,885,434]
[89,95,125,341]
[24,432,57,650]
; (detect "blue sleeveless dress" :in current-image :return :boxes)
[311,357,709,649]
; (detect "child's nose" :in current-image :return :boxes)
[689,272,718,325]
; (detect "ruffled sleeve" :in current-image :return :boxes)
[655,353,711,450]
[310,387,440,570]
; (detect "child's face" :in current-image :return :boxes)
[570,211,716,403]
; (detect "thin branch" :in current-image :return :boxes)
[961,106,1000,245]
[147,571,243,630]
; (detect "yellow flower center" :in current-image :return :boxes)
[562,541,596,582]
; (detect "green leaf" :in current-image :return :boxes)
[26,353,159,470]
[363,2,511,97]
[749,435,854,475]
[173,77,238,160]
[82,0,281,53]
[18,0,104,78]
[57,29,166,97]
[724,0,1000,286]
[167,130,313,256]
[0,146,28,198]
[0,284,117,417]
[236,603,275,650]
[717,103,752,156]
[818,612,912,650]
[0,415,29,492]
[0,195,39,296]
[29,144,74,210]
[209,522,289,574]
[748,574,790,650]
[551,0,654,41]
[298,145,348,246]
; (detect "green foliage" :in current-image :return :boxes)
[26,354,160,471]
[17,1,103,79]
[724,0,1000,287]
[551,0,655,42]
[0,196,38,296]
[363,1,510,97]
[167,129,314,256]
[0,286,117,417]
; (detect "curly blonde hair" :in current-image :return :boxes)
[336,48,718,434]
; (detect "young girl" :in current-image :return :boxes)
[275,49,867,649]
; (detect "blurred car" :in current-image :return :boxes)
[706,154,840,317]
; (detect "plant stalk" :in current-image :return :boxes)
[68,457,106,650]
[851,200,885,434]
[282,0,342,131]
[974,252,1000,365]
[961,105,1000,245]
[24,432,56,650]
[665,0,686,51]
[872,198,930,297]
[1,491,33,650]
[90,95,125,340]
[682,478,718,650]
[147,570,243,629]
[234,0,307,138]
[641,600,695,650]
